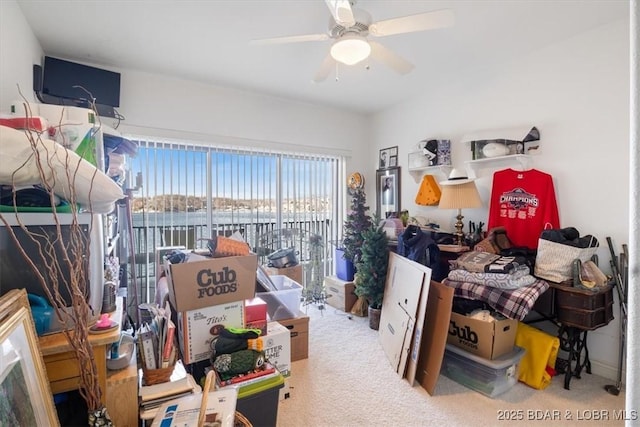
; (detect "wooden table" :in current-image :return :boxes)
[38,298,123,404]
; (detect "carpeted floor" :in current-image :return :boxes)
[277,303,627,427]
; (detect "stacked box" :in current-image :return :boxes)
[164,252,257,312]
[447,311,517,360]
[278,313,309,361]
[264,321,292,377]
[324,275,357,312]
[264,264,303,285]
[177,301,245,364]
[245,297,268,336]
[441,344,525,398]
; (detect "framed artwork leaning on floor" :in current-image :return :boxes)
[0,296,60,426]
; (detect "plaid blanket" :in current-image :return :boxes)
[442,278,549,320]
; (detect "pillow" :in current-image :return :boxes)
[0,125,124,214]
[0,125,46,185]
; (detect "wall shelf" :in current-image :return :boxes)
[408,165,452,183]
[465,154,531,177]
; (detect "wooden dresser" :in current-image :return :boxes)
[38,298,123,405]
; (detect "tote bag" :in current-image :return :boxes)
[534,235,598,283]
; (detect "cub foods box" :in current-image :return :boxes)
[447,311,517,360]
[177,301,245,364]
[165,252,257,312]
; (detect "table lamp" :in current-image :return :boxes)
[439,169,483,246]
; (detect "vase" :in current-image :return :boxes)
[335,248,355,281]
[88,407,113,426]
[368,305,381,330]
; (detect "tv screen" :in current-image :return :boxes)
[0,212,104,333]
[42,56,121,107]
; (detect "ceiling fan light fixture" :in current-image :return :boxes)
[330,34,371,65]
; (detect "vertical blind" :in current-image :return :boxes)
[125,136,345,304]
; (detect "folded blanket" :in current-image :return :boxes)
[442,278,549,320]
[447,266,536,290]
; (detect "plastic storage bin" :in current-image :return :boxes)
[257,275,303,320]
[236,372,285,427]
[441,343,525,398]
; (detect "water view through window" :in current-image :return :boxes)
[125,139,344,303]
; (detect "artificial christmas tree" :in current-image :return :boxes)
[337,188,373,280]
[354,223,389,329]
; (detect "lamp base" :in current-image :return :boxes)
[454,209,465,246]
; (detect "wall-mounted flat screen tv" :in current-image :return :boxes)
[42,56,121,108]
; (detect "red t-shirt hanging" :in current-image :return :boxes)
[487,168,560,249]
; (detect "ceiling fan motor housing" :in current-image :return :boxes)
[328,8,372,39]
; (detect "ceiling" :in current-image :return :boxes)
[17,0,628,115]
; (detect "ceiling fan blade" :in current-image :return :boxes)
[368,41,414,75]
[324,0,355,27]
[250,33,329,46]
[369,9,454,37]
[312,53,336,83]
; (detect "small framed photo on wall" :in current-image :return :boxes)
[376,167,401,219]
[379,146,398,169]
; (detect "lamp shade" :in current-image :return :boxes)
[330,34,371,65]
[438,181,483,210]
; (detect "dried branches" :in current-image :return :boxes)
[0,92,105,414]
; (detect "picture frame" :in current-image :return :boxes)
[0,295,59,426]
[376,167,401,219]
[379,146,398,169]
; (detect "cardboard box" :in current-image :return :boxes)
[245,297,268,336]
[447,311,518,360]
[415,280,454,395]
[379,252,430,377]
[264,321,291,377]
[264,264,303,285]
[177,301,245,364]
[155,246,185,277]
[324,275,357,312]
[164,252,257,312]
[278,313,309,361]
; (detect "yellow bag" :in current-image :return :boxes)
[415,174,441,206]
[515,322,560,390]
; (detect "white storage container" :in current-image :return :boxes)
[441,343,525,398]
[256,275,302,320]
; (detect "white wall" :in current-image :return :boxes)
[370,19,630,379]
[115,69,369,162]
[0,0,42,107]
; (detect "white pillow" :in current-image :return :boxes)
[0,125,46,185]
[1,125,124,214]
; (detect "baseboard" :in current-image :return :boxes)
[588,359,625,384]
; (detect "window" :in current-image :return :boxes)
[125,137,345,304]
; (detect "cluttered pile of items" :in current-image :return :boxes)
[132,234,309,426]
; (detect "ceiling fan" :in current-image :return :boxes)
[251,0,455,82]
